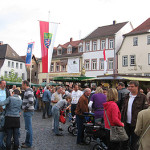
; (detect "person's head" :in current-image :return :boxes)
[117,82,125,90]
[47,86,50,90]
[0,80,6,90]
[107,88,118,102]
[95,87,103,94]
[103,88,108,95]
[12,85,16,90]
[61,89,66,95]
[74,84,79,91]
[84,88,91,97]
[139,88,144,94]
[39,86,43,90]
[12,89,20,95]
[57,86,62,94]
[66,96,72,103]
[22,80,29,90]
[128,81,139,95]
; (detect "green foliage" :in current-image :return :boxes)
[1,69,22,82]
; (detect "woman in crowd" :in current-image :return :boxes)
[0,89,22,150]
[52,96,71,136]
[103,88,124,150]
[88,87,106,123]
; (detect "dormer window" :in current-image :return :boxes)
[57,49,62,55]
[67,46,72,54]
[78,43,83,52]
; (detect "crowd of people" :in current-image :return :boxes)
[0,80,150,150]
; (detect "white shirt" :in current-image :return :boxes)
[71,90,83,104]
[127,93,137,124]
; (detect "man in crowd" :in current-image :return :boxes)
[71,84,83,117]
[21,80,34,148]
[0,80,10,149]
[75,88,91,145]
[121,81,148,150]
[51,86,63,130]
[42,86,51,119]
[146,87,150,100]
[36,86,44,111]
[117,82,130,111]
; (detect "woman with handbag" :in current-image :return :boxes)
[103,88,125,150]
[52,96,71,136]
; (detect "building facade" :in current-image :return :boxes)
[38,38,83,83]
[118,18,150,76]
[82,21,133,77]
[0,44,27,80]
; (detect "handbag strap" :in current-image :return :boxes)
[139,124,150,143]
[104,109,111,128]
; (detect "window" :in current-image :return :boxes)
[9,72,11,76]
[130,55,136,66]
[61,65,66,72]
[67,47,72,54]
[16,63,18,69]
[99,59,104,70]
[78,45,83,52]
[86,42,90,52]
[148,53,150,65]
[101,40,105,50]
[56,63,60,72]
[92,59,97,70]
[147,35,150,45]
[57,49,62,55]
[122,56,128,66]
[133,37,138,46]
[32,65,34,68]
[93,41,97,51]
[35,72,37,77]
[22,73,25,80]
[20,63,22,69]
[12,62,14,68]
[50,63,54,72]
[42,79,47,82]
[4,71,7,77]
[15,72,18,77]
[109,39,114,49]
[8,61,10,67]
[85,60,90,70]
[38,64,40,72]
[108,58,113,70]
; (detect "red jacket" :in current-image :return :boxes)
[36,89,45,98]
[103,101,124,129]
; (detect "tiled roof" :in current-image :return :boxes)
[83,22,128,40]
[0,44,24,62]
[125,18,150,36]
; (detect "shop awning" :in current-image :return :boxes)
[122,77,150,81]
[53,76,95,82]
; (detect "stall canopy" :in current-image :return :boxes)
[53,76,95,82]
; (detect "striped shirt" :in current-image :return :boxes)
[22,88,34,111]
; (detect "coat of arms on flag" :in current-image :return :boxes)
[44,33,53,49]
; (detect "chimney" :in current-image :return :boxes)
[70,38,73,42]
[0,41,3,45]
[113,20,116,25]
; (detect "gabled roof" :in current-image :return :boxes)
[0,44,24,62]
[83,22,128,40]
[125,18,150,36]
[21,54,38,64]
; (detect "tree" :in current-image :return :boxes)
[1,69,22,82]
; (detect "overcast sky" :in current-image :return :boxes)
[0,0,150,58]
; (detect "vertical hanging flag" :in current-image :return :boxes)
[103,48,107,74]
[39,21,58,73]
[26,42,34,66]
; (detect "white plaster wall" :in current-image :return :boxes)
[118,33,150,75]
[0,59,27,80]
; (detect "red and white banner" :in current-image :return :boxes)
[39,21,58,73]
[103,48,107,74]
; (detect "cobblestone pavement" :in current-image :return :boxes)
[20,111,96,150]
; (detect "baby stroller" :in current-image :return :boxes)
[82,113,107,150]
[68,114,77,136]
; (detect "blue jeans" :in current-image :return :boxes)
[0,131,5,150]
[76,115,85,144]
[34,99,39,110]
[48,104,52,116]
[52,106,60,134]
[6,128,19,150]
[23,111,34,147]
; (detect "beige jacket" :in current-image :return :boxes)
[135,107,150,150]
